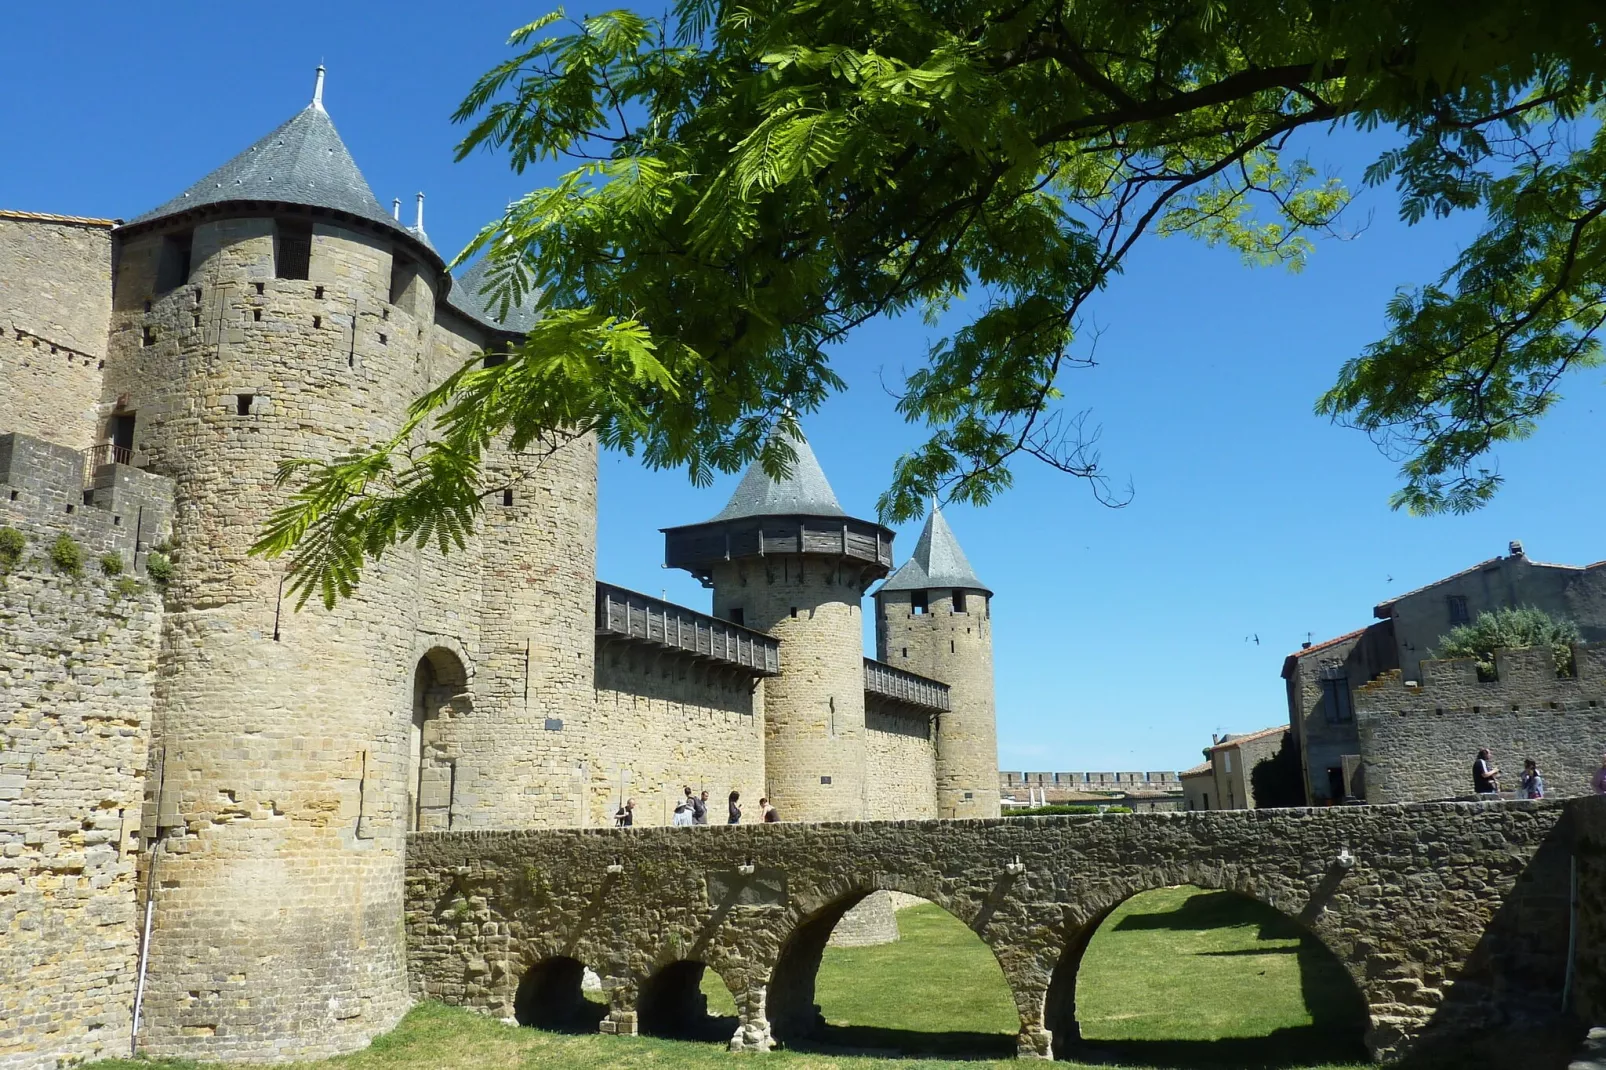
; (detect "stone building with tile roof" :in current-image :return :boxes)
[0,69,997,1068]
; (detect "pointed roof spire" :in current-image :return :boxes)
[708,422,845,521]
[122,72,441,270]
[879,503,990,595]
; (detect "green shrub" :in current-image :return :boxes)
[1006,804,1133,817]
[99,551,124,576]
[50,533,83,576]
[144,551,173,585]
[114,576,142,600]
[1435,605,1581,680]
[0,527,23,571]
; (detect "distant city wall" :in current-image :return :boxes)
[1000,770,1181,796]
[1356,642,1606,804]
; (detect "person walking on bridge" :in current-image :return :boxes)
[1473,748,1500,797]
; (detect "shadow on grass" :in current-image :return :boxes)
[1111,891,1308,942]
[785,1023,1016,1060]
[1060,1024,1368,1069]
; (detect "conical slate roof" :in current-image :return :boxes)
[879,505,990,595]
[708,425,845,521]
[448,256,543,335]
[126,91,431,261]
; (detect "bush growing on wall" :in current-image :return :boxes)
[144,552,173,585]
[50,533,83,576]
[1435,606,1581,680]
[99,552,124,576]
[0,527,23,572]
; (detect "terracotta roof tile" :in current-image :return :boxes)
[1180,761,1213,777]
[1208,725,1286,752]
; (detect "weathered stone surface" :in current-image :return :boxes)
[406,799,1585,1062]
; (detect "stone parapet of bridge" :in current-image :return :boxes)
[406,798,1589,1062]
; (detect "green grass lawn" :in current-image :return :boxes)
[86,887,1389,1070]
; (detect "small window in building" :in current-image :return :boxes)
[1202,792,1210,810]
[728,608,745,626]
[65,503,75,514]
[8,490,17,502]
[155,231,193,293]
[377,332,388,346]
[1223,751,1233,774]
[789,606,798,618]
[236,394,254,416]
[950,639,955,653]
[313,315,322,329]
[819,776,832,785]
[1320,676,1353,724]
[274,220,313,280]
[252,308,262,322]
[192,313,201,327]
[113,515,122,526]
[1447,595,1470,625]
[314,285,325,300]
[502,489,514,506]
[901,647,907,658]
[141,326,155,347]
[952,590,967,613]
[382,307,390,321]
[912,590,928,615]
[255,282,265,295]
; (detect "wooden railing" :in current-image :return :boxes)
[863,658,950,712]
[595,582,781,676]
[81,443,133,486]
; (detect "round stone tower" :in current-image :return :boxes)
[663,427,893,822]
[875,507,999,818]
[100,71,456,1060]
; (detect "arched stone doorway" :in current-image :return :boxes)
[768,890,1021,1057]
[1044,884,1369,1064]
[410,648,468,831]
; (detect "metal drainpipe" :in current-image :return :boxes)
[129,835,164,1055]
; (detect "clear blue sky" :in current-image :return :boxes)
[8,3,1605,774]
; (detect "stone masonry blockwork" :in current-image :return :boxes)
[405,800,1582,1063]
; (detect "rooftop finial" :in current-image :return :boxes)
[312,65,326,112]
[392,198,401,220]
[414,191,426,233]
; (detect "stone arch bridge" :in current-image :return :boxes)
[406,800,1596,1061]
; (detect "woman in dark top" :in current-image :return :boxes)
[727,790,742,824]
[1473,748,1500,795]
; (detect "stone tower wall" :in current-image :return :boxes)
[0,439,170,1070]
[101,216,444,1060]
[1355,642,1606,803]
[863,701,937,819]
[876,588,999,818]
[591,643,765,826]
[0,213,116,451]
[712,556,868,822]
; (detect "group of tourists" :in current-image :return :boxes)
[613,787,779,827]
[1473,748,1606,799]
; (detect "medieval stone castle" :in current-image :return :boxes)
[0,73,999,1066]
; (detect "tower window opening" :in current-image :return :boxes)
[141,326,155,347]
[1447,595,1470,625]
[314,285,325,300]
[192,313,201,327]
[382,307,390,321]
[728,608,745,626]
[902,647,907,658]
[502,489,514,506]
[911,591,928,615]
[313,315,322,329]
[348,351,355,368]
[952,590,967,613]
[378,332,388,345]
[789,606,798,618]
[255,282,265,295]
[155,231,193,293]
[193,288,202,304]
[236,394,255,416]
[274,220,313,280]
[7,490,16,502]
[252,308,262,322]
[950,639,955,653]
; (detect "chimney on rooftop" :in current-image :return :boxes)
[392,198,401,221]
[1509,539,1525,558]
[312,65,326,112]
[1301,640,1312,649]
[414,192,425,233]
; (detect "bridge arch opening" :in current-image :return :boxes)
[636,959,739,1043]
[769,891,1020,1058]
[512,956,608,1032]
[1045,885,1369,1064]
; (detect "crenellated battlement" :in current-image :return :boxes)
[1354,642,1606,804]
[0,431,173,570]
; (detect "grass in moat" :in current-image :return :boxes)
[85,889,1393,1070]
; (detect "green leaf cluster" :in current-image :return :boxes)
[1434,605,1582,680]
[257,0,1606,600]
[0,527,23,572]
[144,552,173,586]
[50,533,82,577]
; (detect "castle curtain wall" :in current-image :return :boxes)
[863,701,938,819]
